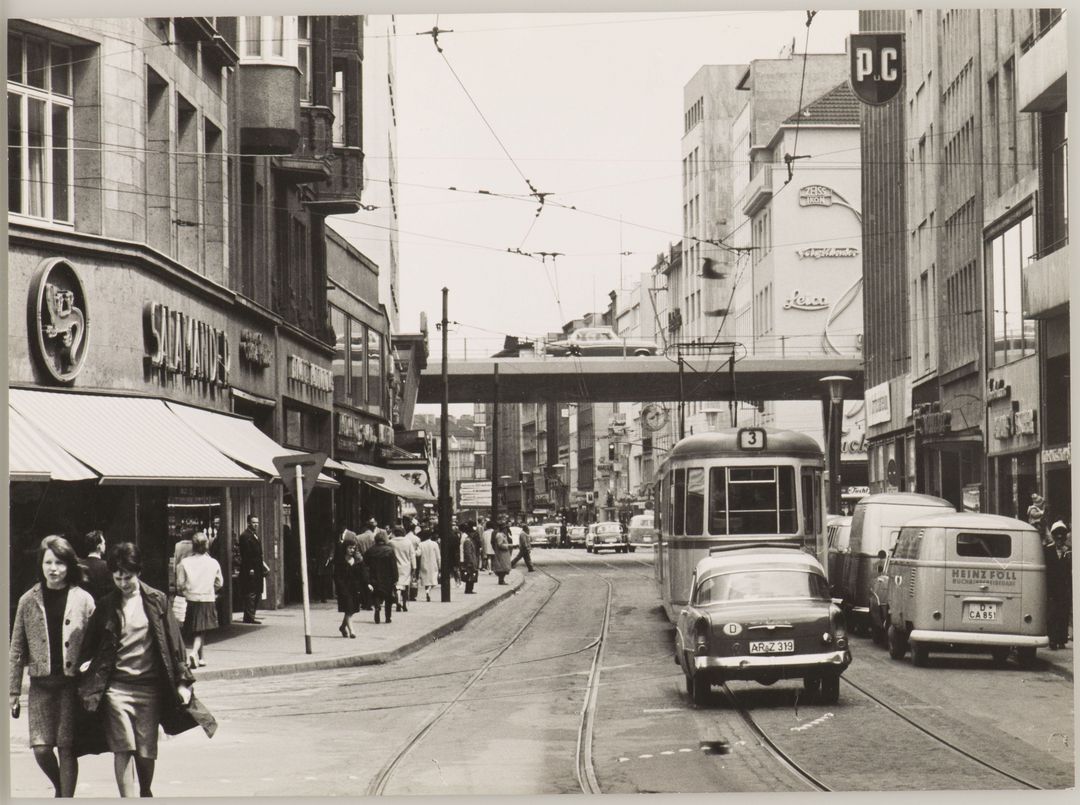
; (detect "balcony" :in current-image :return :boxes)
[1023,243,1069,319]
[304,147,363,215]
[236,64,301,155]
[1018,11,1067,112]
[741,165,773,216]
[274,106,334,182]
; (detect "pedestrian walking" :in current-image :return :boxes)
[417,532,441,601]
[9,536,96,798]
[78,542,209,798]
[482,521,495,573]
[1045,521,1073,649]
[510,524,535,572]
[355,518,377,556]
[404,519,422,602]
[445,524,462,587]
[238,515,267,624]
[79,530,116,602]
[334,537,364,638]
[176,532,224,667]
[461,532,479,594]
[389,525,415,612]
[364,530,398,624]
[492,520,513,585]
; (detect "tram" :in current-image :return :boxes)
[654,427,826,621]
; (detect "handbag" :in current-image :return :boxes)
[161,691,218,739]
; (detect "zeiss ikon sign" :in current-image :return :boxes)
[849,33,904,105]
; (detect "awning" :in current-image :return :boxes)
[365,467,436,502]
[8,406,98,482]
[338,460,386,483]
[165,402,338,488]
[9,389,262,487]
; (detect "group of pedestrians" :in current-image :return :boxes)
[1027,493,1073,650]
[10,535,215,798]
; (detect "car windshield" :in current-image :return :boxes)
[695,570,830,605]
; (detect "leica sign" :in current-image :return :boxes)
[849,33,904,105]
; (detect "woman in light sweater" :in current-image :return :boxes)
[176,532,223,667]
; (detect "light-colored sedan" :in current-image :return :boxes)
[545,327,659,357]
[586,521,632,554]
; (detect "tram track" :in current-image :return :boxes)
[366,555,615,795]
[718,677,1045,791]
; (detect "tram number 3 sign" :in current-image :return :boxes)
[737,427,767,451]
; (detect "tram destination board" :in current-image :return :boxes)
[737,427,767,451]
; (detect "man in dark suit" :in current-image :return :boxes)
[79,529,115,601]
[238,514,266,624]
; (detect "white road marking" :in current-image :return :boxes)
[642,707,682,713]
[638,754,654,759]
[678,748,694,753]
[789,712,835,732]
[660,750,675,755]
[618,758,630,763]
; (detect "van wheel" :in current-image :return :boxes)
[1017,647,1037,667]
[819,674,841,705]
[990,647,1010,666]
[869,614,885,646]
[910,640,930,667]
[887,624,908,660]
[690,673,711,707]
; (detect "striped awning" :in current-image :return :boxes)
[165,402,337,487]
[337,461,386,483]
[8,405,98,482]
[366,467,437,502]
[9,389,261,486]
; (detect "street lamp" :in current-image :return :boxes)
[820,375,851,516]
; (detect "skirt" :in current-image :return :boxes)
[336,587,359,615]
[183,600,219,634]
[27,675,77,748]
[103,680,162,759]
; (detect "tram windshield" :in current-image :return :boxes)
[694,569,830,604]
[709,466,797,535]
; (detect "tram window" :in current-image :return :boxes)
[779,467,797,532]
[801,468,819,535]
[726,466,797,535]
[685,468,705,535]
[709,467,728,534]
[673,468,686,536]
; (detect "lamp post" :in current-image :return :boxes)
[820,375,850,516]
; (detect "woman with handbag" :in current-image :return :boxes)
[9,536,96,797]
[176,532,224,667]
[78,542,203,798]
[460,527,479,595]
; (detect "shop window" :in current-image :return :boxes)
[8,32,73,224]
[987,213,1036,366]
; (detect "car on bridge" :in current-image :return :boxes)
[544,327,659,357]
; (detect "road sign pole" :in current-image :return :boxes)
[295,463,313,654]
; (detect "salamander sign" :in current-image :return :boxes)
[849,33,904,105]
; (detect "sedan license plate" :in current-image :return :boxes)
[966,602,998,621]
[749,640,795,654]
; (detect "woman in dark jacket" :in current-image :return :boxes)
[363,530,399,625]
[78,543,196,798]
[334,537,366,638]
[460,531,479,595]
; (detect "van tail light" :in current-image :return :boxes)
[693,618,710,656]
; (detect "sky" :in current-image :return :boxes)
[387,9,860,359]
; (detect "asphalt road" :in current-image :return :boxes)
[8,548,1074,797]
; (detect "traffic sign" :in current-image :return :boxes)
[458,479,492,508]
[272,451,327,502]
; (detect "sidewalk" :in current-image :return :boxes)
[192,569,527,681]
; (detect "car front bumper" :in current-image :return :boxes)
[909,630,1049,648]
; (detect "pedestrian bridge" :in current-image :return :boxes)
[417,356,863,404]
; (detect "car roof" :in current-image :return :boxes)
[695,549,824,577]
[855,492,954,508]
[899,512,1039,532]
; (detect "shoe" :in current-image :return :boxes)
[349,633,357,639]
[340,625,349,638]
[187,654,197,670]
[386,617,392,624]
[243,618,262,624]
[426,592,431,602]
[374,610,381,624]
[402,604,408,612]
[197,658,206,667]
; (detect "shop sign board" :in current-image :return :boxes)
[865,381,891,426]
[795,246,860,259]
[336,410,381,451]
[1014,409,1037,436]
[849,32,904,105]
[287,354,333,394]
[29,259,91,384]
[239,330,272,370]
[782,289,830,311]
[986,377,1011,402]
[458,480,492,508]
[145,301,230,387]
[1042,445,1070,464]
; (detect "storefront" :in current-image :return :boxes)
[864,377,916,495]
[985,363,1041,519]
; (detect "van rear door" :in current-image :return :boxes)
[943,530,1021,634]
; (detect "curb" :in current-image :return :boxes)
[194,575,526,682]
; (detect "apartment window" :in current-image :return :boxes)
[367,328,384,416]
[1040,109,1068,253]
[1002,58,1018,188]
[988,213,1036,366]
[918,271,931,372]
[350,318,365,404]
[331,306,348,401]
[238,16,297,64]
[8,32,73,223]
[331,61,345,146]
[986,74,999,196]
[297,17,312,102]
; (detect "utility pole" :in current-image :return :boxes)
[677,350,686,441]
[439,288,451,602]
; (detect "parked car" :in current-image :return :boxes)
[825,515,852,594]
[544,327,659,357]
[875,513,1049,667]
[535,523,562,548]
[568,525,587,548]
[586,522,633,553]
[628,512,658,547]
[838,492,954,628]
[674,546,851,706]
